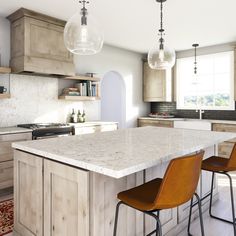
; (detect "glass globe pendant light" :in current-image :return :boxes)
[64,0,104,55]
[192,43,199,85]
[148,0,175,70]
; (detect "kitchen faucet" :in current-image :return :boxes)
[196,109,205,120]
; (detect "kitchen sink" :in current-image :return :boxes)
[174,119,212,131]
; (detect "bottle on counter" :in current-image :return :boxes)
[82,110,86,123]
[71,109,76,123]
[77,110,83,123]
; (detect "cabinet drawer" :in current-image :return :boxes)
[0,132,32,142]
[218,142,235,159]
[0,132,32,162]
[0,141,13,156]
[75,124,118,135]
[75,126,97,135]
[0,161,13,190]
[212,123,236,133]
[0,153,13,162]
[138,119,173,128]
[98,124,118,132]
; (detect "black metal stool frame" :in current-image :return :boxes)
[113,193,205,236]
[201,171,236,235]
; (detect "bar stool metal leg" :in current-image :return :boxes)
[195,193,205,236]
[187,197,194,235]
[156,211,160,236]
[145,210,162,236]
[209,172,236,235]
[187,193,205,236]
[113,201,123,236]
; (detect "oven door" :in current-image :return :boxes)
[32,127,75,140]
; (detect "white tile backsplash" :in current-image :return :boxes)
[0,74,100,127]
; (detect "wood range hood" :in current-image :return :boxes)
[7,8,75,77]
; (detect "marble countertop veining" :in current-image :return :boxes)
[139,117,236,124]
[12,127,236,179]
[0,127,32,135]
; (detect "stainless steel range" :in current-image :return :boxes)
[17,123,75,139]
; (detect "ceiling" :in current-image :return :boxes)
[1,0,236,53]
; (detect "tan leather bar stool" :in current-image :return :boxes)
[113,152,205,236]
[201,143,236,235]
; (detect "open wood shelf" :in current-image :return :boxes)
[0,94,11,99]
[58,95,100,101]
[65,75,100,82]
[0,67,11,74]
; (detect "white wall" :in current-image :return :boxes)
[0,16,149,128]
[101,71,126,128]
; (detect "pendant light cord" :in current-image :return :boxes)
[159,0,164,50]
[192,44,199,74]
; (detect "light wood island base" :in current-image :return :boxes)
[13,145,218,236]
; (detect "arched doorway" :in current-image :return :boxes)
[101,71,126,129]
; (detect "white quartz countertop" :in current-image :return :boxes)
[12,127,236,178]
[139,117,236,124]
[0,127,32,135]
[70,121,118,127]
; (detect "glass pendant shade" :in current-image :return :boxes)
[64,11,104,55]
[148,45,176,70]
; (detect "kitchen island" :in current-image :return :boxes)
[12,127,236,236]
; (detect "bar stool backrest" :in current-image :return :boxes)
[227,143,236,168]
[154,151,204,209]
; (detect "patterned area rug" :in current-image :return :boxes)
[0,199,13,236]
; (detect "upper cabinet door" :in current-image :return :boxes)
[143,62,172,102]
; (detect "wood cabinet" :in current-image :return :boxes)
[0,132,31,190]
[7,8,75,76]
[14,150,89,236]
[89,171,144,236]
[74,123,118,135]
[44,159,89,236]
[143,62,172,102]
[14,150,43,236]
[212,123,236,158]
[138,118,174,128]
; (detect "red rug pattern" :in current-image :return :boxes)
[0,199,13,236]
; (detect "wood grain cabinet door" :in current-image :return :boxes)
[138,119,174,128]
[44,160,89,236]
[89,171,144,236]
[143,62,172,102]
[14,150,43,236]
[0,132,32,191]
[212,123,236,158]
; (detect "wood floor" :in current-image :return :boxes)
[2,173,236,236]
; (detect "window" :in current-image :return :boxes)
[176,51,235,110]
